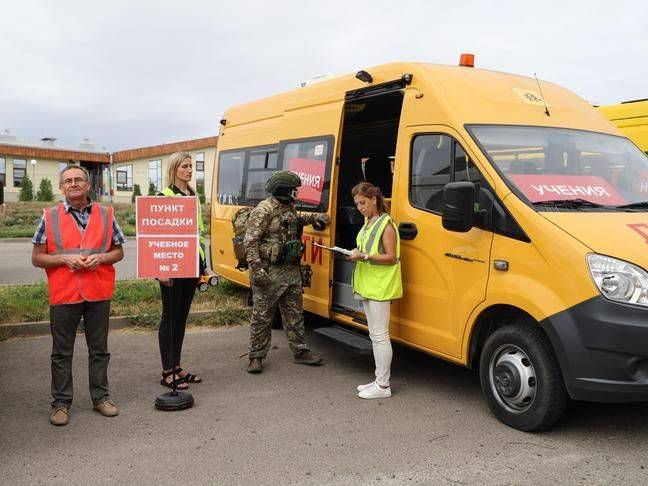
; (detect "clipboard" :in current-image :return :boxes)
[313,242,353,257]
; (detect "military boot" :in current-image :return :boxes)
[293,350,323,366]
[247,358,263,374]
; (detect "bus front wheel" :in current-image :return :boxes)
[479,322,567,432]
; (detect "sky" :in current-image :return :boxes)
[1,0,646,152]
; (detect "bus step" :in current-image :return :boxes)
[314,326,373,355]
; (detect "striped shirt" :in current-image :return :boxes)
[32,201,126,247]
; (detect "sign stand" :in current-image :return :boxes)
[135,196,200,412]
[154,281,194,412]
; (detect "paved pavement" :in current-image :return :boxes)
[2,324,648,485]
[0,238,137,284]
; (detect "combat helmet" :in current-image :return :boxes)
[266,170,301,203]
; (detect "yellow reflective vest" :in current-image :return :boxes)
[161,186,206,263]
[352,213,403,301]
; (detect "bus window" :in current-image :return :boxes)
[217,150,245,205]
[410,134,452,214]
[246,149,278,202]
[280,136,333,212]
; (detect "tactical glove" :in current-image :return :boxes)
[312,214,330,231]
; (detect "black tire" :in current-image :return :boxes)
[479,322,567,432]
[247,289,283,329]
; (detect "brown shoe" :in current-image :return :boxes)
[50,406,70,426]
[93,399,119,417]
[293,350,323,366]
[247,358,263,374]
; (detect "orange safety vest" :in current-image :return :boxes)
[44,203,116,305]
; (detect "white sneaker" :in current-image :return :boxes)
[358,383,392,399]
[357,381,375,392]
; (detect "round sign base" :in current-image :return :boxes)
[155,391,194,411]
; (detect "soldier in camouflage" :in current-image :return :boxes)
[244,170,330,373]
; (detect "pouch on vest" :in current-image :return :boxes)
[299,264,313,288]
[231,207,254,270]
[259,241,281,264]
[281,239,304,264]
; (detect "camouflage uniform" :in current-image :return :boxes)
[245,196,326,359]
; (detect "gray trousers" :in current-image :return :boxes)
[50,300,111,407]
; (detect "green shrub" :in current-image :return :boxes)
[36,178,54,201]
[197,183,206,204]
[18,175,34,201]
[131,184,142,204]
[148,182,156,196]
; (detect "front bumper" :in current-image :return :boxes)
[541,296,648,402]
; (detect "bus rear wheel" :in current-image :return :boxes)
[479,322,567,431]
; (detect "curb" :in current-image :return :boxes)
[0,309,225,338]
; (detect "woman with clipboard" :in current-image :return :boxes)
[347,182,403,399]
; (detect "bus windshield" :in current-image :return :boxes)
[468,125,648,210]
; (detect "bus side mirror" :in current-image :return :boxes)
[442,182,475,232]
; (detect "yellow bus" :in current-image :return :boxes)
[210,59,648,431]
[599,99,648,153]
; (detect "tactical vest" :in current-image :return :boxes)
[44,203,116,305]
[352,213,403,301]
[258,197,303,265]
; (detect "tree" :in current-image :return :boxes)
[18,174,34,201]
[131,184,142,203]
[37,178,54,201]
[148,182,156,196]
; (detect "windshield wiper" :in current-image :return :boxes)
[532,198,607,209]
[615,201,648,210]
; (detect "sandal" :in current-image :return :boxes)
[160,370,189,390]
[176,367,202,383]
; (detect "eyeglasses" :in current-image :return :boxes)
[61,177,87,186]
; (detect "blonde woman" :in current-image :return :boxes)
[348,182,403,399]
[157,152,206,389]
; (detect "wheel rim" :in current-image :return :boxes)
[489,344,537,414]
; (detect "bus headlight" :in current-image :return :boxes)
[587,254,648,307]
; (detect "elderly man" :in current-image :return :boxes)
[32,165,125,426]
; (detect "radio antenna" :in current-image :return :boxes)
[534,73,551,117]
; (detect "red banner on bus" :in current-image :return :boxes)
[288,157,326,206]
[508,175,626,205]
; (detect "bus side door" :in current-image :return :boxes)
[278,97,345,317]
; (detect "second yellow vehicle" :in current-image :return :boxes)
[210,57,648,431]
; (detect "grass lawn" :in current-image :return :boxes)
[0,278,248,327]
[0,201,210,238]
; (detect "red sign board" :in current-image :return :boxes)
[288,157,326,206]
[508,175,626,205]
[136,196,198,235]
[136,196,199,278]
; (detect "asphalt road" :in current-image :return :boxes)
[0,238,139,284]
[2,324,648,485]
